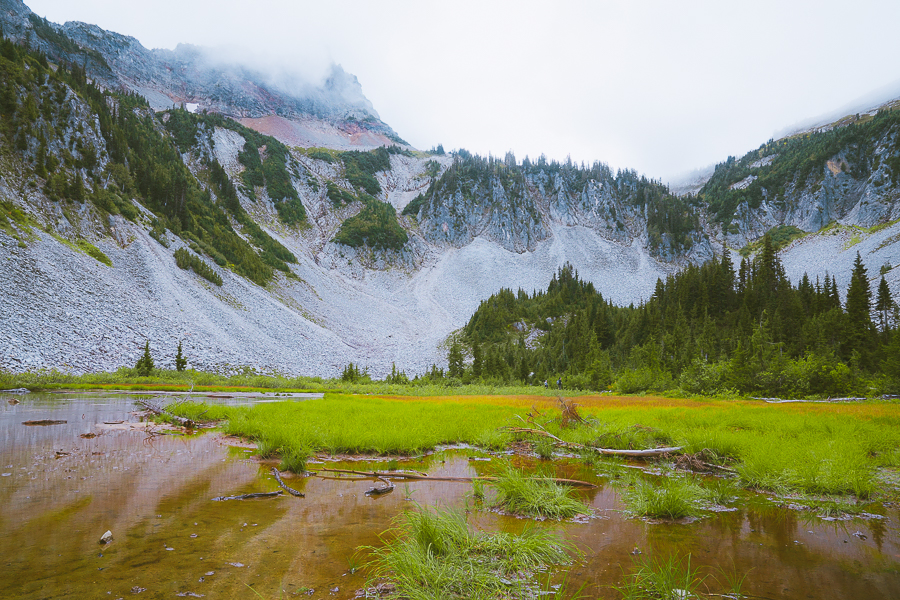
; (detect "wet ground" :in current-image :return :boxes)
[1,392,898,599]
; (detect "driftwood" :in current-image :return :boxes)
[504,426,682,457]
[366,475,395,496]
[271,468,304,497]
[23,420,67,426]
[320,468,597,489]
[138,397,194,428]
[212,491,283,501]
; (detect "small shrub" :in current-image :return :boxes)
[174,247,223,286]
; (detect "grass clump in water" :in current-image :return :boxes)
[490,465,588,519]
[365,506,577,599]
[620,475,705,520]
[279,445,310,474]
[615,554,705,600]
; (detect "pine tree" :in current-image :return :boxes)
[175,340,187,371]
[448,342,464,379]
[844,252,873,363]
[876,276,893,333]
[135,341,154,376]
[471,342,483,378]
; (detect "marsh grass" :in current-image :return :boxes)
[490,465,588,519]
[620,475,705,520]
[365,506,577,600]
[160,393,900,501]
[614,554,705,600]
[279,445,310,474]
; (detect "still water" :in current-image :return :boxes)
[1,392,898,599]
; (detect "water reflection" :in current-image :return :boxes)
[0,393,898,599]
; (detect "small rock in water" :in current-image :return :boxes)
[227,562,244,568]
[99,530,113,544]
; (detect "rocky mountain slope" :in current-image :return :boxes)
[0,1,898,378]
[0,0,403,150]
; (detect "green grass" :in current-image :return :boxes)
[489,465,589,519]
[614,554,705,600]
[0,366,603,397]
[217,393,521,456]
[364,506,577,600]
[619,475,705,520]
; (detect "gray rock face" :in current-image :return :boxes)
[723,132,900,248]
[0,0,402,148]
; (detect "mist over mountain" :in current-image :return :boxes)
[0,0,898,380]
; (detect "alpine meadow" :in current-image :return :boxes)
[1,1,900,599]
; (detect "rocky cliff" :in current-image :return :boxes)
[0,0,403,150]
[0,0,898,379]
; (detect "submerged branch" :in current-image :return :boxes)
[320,468,596,488]
[271,467,304,497]
[212,491,283,501]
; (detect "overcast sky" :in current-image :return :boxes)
[24,0,900,182]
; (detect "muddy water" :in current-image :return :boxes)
[1,393,898,599]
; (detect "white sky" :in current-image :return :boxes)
[24,0,900,182]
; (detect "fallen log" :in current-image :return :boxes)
[271,468,304,497]
[23,420,67,426]
[320,468,597,489]
[138,397,194,428]
[212,491,283,501]
[503,426,682,457]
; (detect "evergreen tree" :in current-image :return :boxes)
[471,342,483,378]
[448,342,464,378]
[875,276,893,333]
[135,341,154,376]
[845,252,873,362]
[175,340,187,371]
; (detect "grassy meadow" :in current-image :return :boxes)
[163,392,900,501]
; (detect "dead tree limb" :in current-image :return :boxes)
[212,491,283,501]
[320,468,597,488]
[366,475,395,496]
[504,426,682,457]
[271,468,304,497]
[138,397,194,428]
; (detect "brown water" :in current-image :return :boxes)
[1,393,898,599]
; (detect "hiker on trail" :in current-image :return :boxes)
[556,378,562,390]
[544,380,548,388]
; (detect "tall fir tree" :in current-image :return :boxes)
[875,276,893,334]
[844,253,874,364]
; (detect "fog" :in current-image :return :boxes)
[25,0,900,182]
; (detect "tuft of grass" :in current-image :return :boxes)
[279,445,310,474]
[534,438,555,459]
[701,478,740,506]
[614,554,705,600]
[471,479,485,501]
[365,506,577,599]
[620,475,705,520]
[490,465,588,519]
[77,239,112,266]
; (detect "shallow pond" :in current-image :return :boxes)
[1,392,898,599]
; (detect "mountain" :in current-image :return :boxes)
[0,0,404,150]
[0,0,898,379]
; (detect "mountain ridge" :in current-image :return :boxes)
[0,1,898,378]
